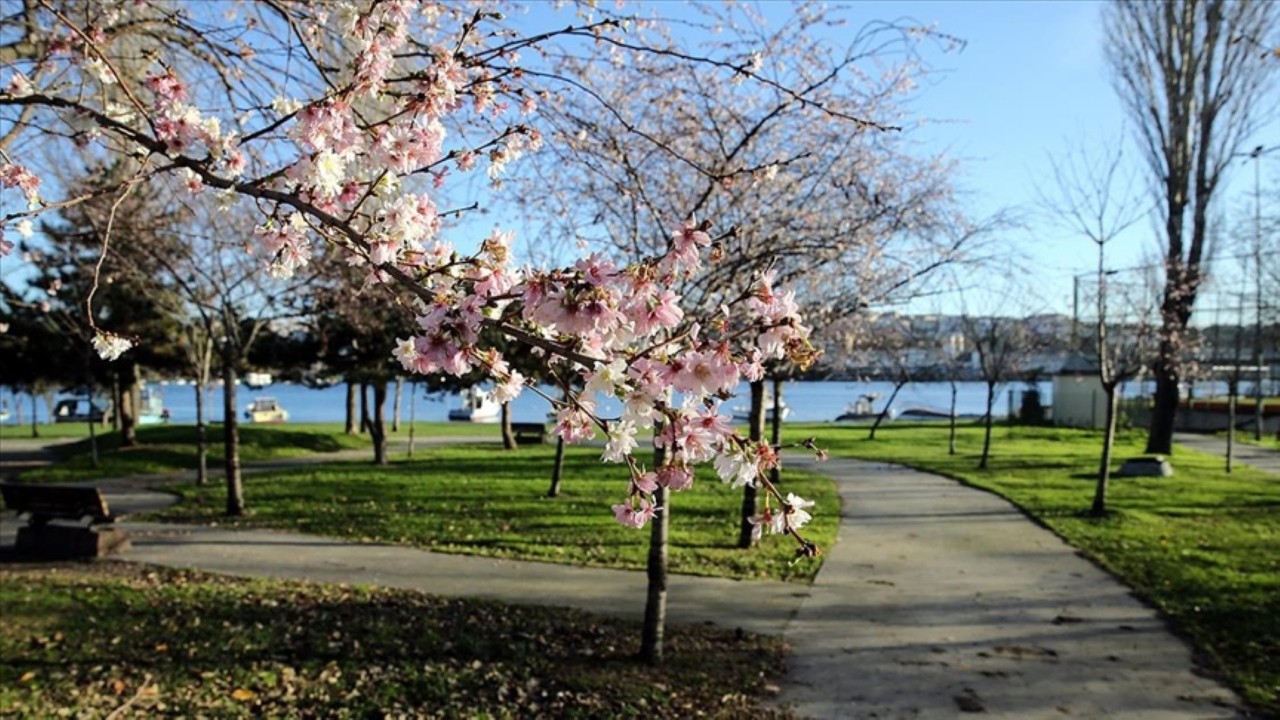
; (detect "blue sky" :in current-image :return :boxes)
[842,0,1278,315]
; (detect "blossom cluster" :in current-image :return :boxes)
[391,219,820,536]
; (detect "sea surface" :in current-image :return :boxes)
[112,378,1117,425]
[4,377,1237,427]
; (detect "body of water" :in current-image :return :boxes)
[5,377,1235,427]
[136,379,1066,425]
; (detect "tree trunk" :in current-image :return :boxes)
[769,376,783,486]
[345,381,358,435]
[1144,371,1179,454]
[194,382,208,486]
[29,391,38,438]
[85,384,99,467]
[87,406,99,468]
[547,436,567,497]
[119,364,139,447]
[870,377,907,440]
[640,427,668,665]
[547,385,571,497]
[1091,385,1120,516]
[392,377,403,433]
[370,380,388,466]
[1226,379,1237,474]
[359,381,369,433]
[407,381,417,458]
[195,337,213,486]
[110,373,121,430]
[948,378,959,455]
[979,381,996,470]
[737,380,765,549]
[501,401,516,449]
[222,353,244,516]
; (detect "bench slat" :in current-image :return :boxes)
[0,484,113,524]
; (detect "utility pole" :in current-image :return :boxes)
[1251,147,1265,441]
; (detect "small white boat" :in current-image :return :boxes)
[448,387,501,423]
[138,388,168,425]
[245,372,273,390]
[835,393,885,422]
[245,397,289,423]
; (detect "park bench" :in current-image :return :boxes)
[0,483,130,559]
[511,422,548,445]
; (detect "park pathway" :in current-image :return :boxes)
[1173,432,1280,475]
[776,457,1241,719]
[0,439,1248,718]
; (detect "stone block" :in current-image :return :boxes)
[1116,456,1174,478]
[15,524,131,559]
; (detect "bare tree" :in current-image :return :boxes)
[1040,140,1155,513]
[962,311,1041,470]
[1104,0,1280,454]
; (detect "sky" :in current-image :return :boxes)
[840,0,1279,316]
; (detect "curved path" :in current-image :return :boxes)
[0,442,1246,718]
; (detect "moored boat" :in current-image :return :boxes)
[245,397,289,423]
[448,387,501,423]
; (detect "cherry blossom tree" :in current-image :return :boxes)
[518,3,980,545]
[0,0,893,659]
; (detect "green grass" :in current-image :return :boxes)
[0,423,103,439]
[0,563,789,718]
[16,424,371,483]
[787,421,1280,715]
[154,443,838,583]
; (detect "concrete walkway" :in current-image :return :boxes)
[1174,432,1280,474]
[0,442,1247,718]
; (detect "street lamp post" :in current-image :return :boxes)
[1238,146,1274,441]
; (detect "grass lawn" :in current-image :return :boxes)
[787,421,1280,716]
[13,423,376,483]
[154,443,838,583]
[0,563,788,718]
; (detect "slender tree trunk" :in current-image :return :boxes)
[29,392,38,438]
[119,363,139,447]
[870,377,907,440]
[344,381,358,435]
[979,381,996,470]
[1091,386,1120,516]
[222,352,244,516]
[769,376,783,486]
[640,427,668,665]
[1226,379,1237,474]
[194,382,208,486]
[359,382,369,434]
[195,338,213,486]
[86,383,99,467]
[110,373,121,431]
[737,380,765,549]
[407,381,417,458]
[392,377,403,433]
[548,386,571,497]
[948,377,959,455]
[370,379,388,465]
[501,401,516,449]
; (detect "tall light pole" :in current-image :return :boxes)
[1238,146,1275,440]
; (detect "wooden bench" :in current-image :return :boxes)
[0,484,130,559]
[511,422,548,445]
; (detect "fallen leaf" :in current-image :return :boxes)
[231,688,256,701]
[19,671,36,683]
